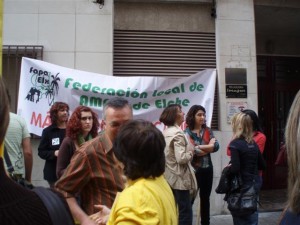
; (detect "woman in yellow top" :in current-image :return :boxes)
[95,120,178,225]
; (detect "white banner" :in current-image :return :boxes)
[18,57,216,136]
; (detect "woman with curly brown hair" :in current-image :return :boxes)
[56,106,99,178]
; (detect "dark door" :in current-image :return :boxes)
[257,56,300,189]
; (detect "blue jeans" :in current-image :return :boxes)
[172,189,193,225]
[252,175,262,225]
[232,212,258,225]
[254,175,263,191]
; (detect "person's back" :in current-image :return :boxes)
[0,79,75,225]
[279,210,300,225]
[4,112,32,178]
[0,156,76,225]
[100,120,178,225]
[227,112,266,225]
[229,139,260,184]
[0,79,50,225]
[108,176,177,225]
[0,158,52,225]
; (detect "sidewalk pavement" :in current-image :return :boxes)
[208,211,282,225]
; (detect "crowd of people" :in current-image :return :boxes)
[1,75,299,225]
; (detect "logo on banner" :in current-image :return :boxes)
[25,67,61,106]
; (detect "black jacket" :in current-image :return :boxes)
[38,124,66,182]
[229,138,266,187]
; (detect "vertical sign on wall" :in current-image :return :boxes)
[227,102,248,123]
[225,68,248,122]
[225,68,247,98]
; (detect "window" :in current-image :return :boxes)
[2,45,43,112]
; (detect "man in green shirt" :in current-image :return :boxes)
[4,90,33,183]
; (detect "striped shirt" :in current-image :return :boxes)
[4,112,30,176]
[55,132,124,215]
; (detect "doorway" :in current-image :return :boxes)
[257,56,300,190]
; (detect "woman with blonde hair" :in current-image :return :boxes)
[227,112,266,225]
[278,89,300,224]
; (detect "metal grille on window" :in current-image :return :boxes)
[113,30,218,129]
[2,45,44,113]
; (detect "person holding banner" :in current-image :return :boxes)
[159,104,197,225]
[185,105,219,225]
[56,106,99,178]
[38,101,69,188]
[55,97,133,225]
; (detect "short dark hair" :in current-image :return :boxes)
[103,97,132,120]
[49,102,69,125]
[185,105,206,130]
[242,109,263,132]
[159,104,181,126]
[113,120,165,180]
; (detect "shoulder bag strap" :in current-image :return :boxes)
[3,145,15,173]
[249,142,259,182]
[33,187,75,225]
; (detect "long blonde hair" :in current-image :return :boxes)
[285,90,300,214]
[231,112,253,143]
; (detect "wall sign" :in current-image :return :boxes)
[226,85,247,98]
[227,101,248,123]
[225,68,247,98]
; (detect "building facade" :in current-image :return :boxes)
[3,0,300,215]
